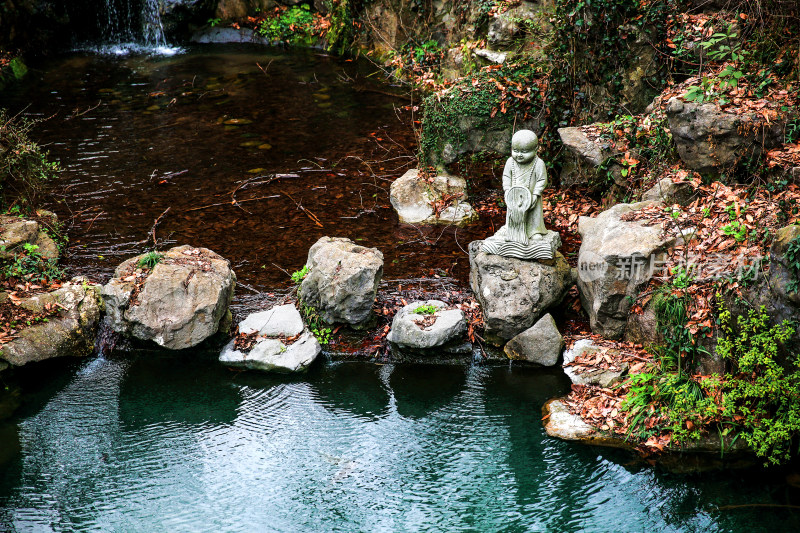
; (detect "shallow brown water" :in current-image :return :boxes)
[4,45,493,294]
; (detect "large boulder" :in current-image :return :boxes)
[219,304,320,373]
[389,169,476,226]
[666,97,787,175]
[387,300,467,351]
[299,237,383,326]
[0,278,103,367]
[577,201,674,339]
[503,313,563,366]
[469,241,573,344]
[102,245,236,350]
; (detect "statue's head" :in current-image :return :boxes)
[511,130,538,165]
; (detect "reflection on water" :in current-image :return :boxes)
[1,354,798,532]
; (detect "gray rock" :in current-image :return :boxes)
[238,304,304,337]
[191,27,271,44]
[504,313,563,366]
[542,398,598,442]
[389,169,477,226]
[557,126,623,189]
[562,339,628,388]
[469,240,573,344]
[641,177,698,206]
[220,331,320,373]
[102,245,236,350]
[387,300,467,350]
[577,201,672,339]
[487,1,542,49]
[0,215,39,259]
[474,48,507,64]
[0,279,103,367]
[300,237,383,326]
[666,97,787,175]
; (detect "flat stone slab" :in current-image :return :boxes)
[219,330,320,374]
[238,304,304,338]
[387,300,467,350]
[562,339,628,388]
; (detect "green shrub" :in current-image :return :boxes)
[716,305,799,465]
[0,108,60,210]
[2,242,63,282]
[258,5,316,46]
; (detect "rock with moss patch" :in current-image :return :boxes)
[504,313,563,366]
[299,237,383,326]
[469,241,572,344]
[389,169,476,226]
[102,245,236,350]
[219,304,320,373]
[0,279,103,367]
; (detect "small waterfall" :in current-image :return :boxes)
[141,0,168,49]
[90,0,178,55]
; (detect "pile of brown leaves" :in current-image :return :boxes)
[768,143,800,170]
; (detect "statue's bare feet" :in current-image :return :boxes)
[532,233,543,240]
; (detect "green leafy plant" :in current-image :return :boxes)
[716,305,799,464]
[0,108,60,210]
[137,251,164,270]
[300,303,332,345]
[722,220,748,243]
[258,5,316,46]
[785,234,800,293]
[2,243,63,282]
[412,304,439,315]
[207,18,222,27]
[291,265,309,284]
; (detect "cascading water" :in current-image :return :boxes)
[91,0,178,55]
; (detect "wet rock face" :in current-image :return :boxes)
[0,278,103,367]
[666,97,787,175]
[469,241,572,344]
[389,169,476,227]
[577,201,672,339]
[219,304,320,373]
[299,237,383,327]
[102,245,236,350]
[503,313,563,366]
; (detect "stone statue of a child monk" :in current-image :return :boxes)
[481,129,559,260]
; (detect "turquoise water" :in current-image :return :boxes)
[1,354,798,532]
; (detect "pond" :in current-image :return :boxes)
[3,45,492,292]
[1,354,799,532]
[1,46,799,532]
